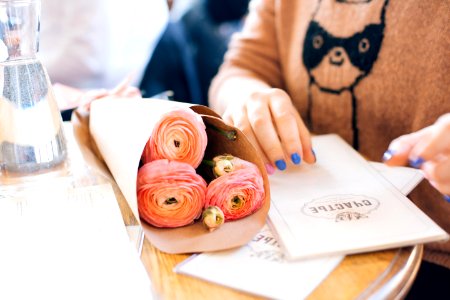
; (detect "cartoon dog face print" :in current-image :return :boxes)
[302,0,389,94]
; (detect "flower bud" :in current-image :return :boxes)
[202,206,225,232]
[212,154,235,177]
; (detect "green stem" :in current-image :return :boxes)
[208,124,237,141]
[202,159,215,167]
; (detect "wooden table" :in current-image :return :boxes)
[7,123,422,300]
[140,243,422,300]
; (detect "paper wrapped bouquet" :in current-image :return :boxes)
[73,97,270,254]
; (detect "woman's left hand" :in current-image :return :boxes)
[53,74,141,112]
[383,113,450,196]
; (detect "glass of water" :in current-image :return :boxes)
[0,0,67,183]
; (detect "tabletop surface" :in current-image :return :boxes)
[5,122,423,300]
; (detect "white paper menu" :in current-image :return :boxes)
[176,225,343,300]
[370,162,424,196]
[268,134,448,260]
[0,184,153,300]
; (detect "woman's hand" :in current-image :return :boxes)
[221,88,315,174]
[53,74,141,112]
[383,113,450,196]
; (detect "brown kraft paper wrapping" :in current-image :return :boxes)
[71,97,270,254]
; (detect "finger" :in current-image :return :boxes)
[293,110,315,164]
[120,86,141,98]
[84,89,109,100]
[242,122,275,175]
[422,158,450,195]
[268,90,304,165]
[246,93,287,170]
[229,108,273,173]
[110,73,135,95]
[383,129,428,167]
[224,111,273,166]
[410,115,450,163]
[80,89,109,111]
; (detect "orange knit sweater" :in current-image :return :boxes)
[210,0,450,268]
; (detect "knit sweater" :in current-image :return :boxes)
[210,0,450,268]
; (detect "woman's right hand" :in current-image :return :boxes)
[221,88,316,174]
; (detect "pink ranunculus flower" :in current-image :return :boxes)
[137,159,207,228]
[142,108,207,168]
[205,163,265,221]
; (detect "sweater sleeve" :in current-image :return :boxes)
[209,0,284,106]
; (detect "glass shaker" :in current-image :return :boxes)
[0,0,67,181]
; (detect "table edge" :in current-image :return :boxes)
[358,244,423,300]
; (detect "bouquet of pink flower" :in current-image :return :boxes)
[81,97,269,254]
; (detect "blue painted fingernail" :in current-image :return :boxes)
[409,157,425,169]
[312,149,317,162]
[291,153,301,165]
[444,195,450,203]
[275,159,287,171]
[382,150,395,162]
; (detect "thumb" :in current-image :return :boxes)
[383,128,429,167]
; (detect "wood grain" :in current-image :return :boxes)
[138,236,422,300]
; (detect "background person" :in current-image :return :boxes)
[139,0,250,105]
